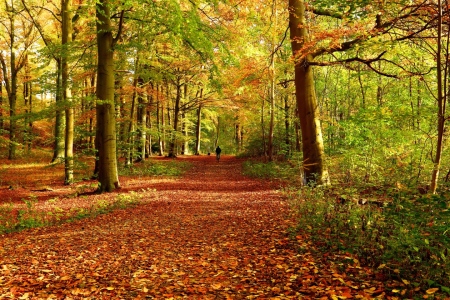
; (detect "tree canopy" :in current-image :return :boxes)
[0,0,449,193]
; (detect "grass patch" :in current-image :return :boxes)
[0,191,146,234]
[242,159,300,182]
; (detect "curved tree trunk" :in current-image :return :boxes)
[289,0,329,185]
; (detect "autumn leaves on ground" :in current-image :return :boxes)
[1,155,395,299]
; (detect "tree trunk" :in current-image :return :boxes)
[430,0,446,194]
[0,68,3,130]
[284,89,290,149]
[168,78,181,157]
[136,76,147,161]
[52,59,65,162]
[215,116,220,149]
[125,75,138,166]
[23,55,33,152]
[157,85,165,156]
[289,0,329,185]
[268,0,277,162]
[182,84,189,155]
[195,94,202,155]
[7,14,18,160]
[62,0,74,184]
[95,0,120,192]
[88,75,96,150]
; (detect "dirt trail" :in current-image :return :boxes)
[0,156,378,299]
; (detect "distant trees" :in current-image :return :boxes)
[1,0,450,192]
[0,0,38,160]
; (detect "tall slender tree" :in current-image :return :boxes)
[62,0,74,184]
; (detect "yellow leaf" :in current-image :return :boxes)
[272,287,281,293]
[60,276,71,281]
[426,288,439,294]
[401,279,410,285]
[106,287,114,291]
[19,293,29,300]
[143,287,149,293]
[392,289,400,293]
[377,264,386,269]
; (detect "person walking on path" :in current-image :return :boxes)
[215,146,222,161]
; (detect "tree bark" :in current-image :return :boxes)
[157,84,165,156]
[136,76,147,161]
[289,0,330,185]
[168,77,182,157]
[268,0,277,162]
[96,0,121,192]
[430,0,446,194]
[0,68,3,130]
[195,88,203,155]
[52,60,65,163]
[62,0,74,184]
[23,55,33,152]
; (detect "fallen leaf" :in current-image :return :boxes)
[426,288,439,294]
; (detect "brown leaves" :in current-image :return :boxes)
[0,156,424,298]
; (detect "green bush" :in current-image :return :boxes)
[288,187,450,294]
[242,160,299,180]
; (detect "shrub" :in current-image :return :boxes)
[288,187,450,295]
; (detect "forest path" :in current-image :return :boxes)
[0,155,379,299]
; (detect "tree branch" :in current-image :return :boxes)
[310,1,432,58]
[309,51,431,78]
[112,10,125,46]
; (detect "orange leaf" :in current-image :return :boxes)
[426,288,439,294]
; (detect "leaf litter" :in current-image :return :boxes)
[1,155,404,299]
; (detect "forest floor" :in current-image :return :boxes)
[1,155,395,299]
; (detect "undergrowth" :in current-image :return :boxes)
[119,159,192,177]
[243,159,450,297]
[0,191,145,234]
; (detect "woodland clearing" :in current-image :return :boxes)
[0,155,441,299]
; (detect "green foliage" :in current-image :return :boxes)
[288,187,450,291]
[0,203,15,233]
[15,197,46,230]
[0,192,144,234]
[243,160,296,180]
